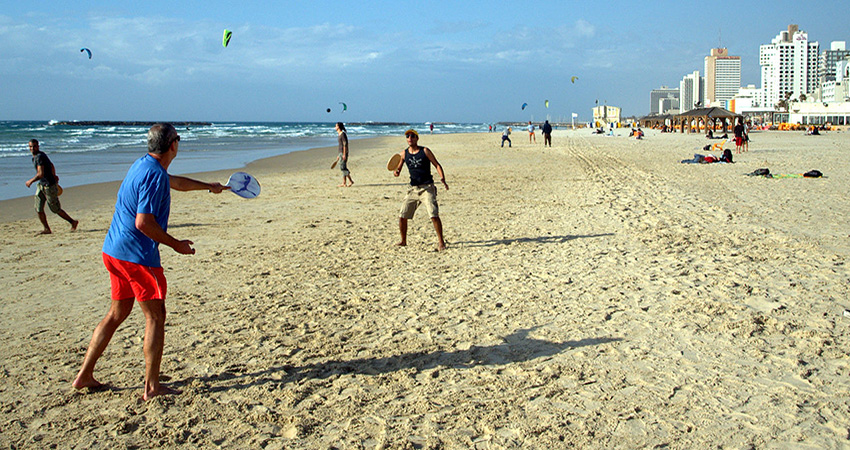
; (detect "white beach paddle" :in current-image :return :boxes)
[387,153,402,171]
[225,172,261,199]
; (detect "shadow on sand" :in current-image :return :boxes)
[455,233,613,248]
[185,328,622,393]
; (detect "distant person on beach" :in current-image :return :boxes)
[25,139,78,235]
[501,127,512,147]
[335,122,353,187]
[734,119,746,154]
[542,120,553,146]
[430,123,434,133]
[527,121,536,143]
[72,123,229,401]
[391,129,448,251]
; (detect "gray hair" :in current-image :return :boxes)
[147,123,178,154]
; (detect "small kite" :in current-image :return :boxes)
[222,29,232,47]
[339,102,347,112]
[545,100,549,108]
[571,76,578,83]
[80,48,92,59]
[521,102,528,111]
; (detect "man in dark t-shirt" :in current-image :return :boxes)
[25,139,78,234]
[390,129,449,251]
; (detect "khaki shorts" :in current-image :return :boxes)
[34,184,61,214]
[399,184,439,219]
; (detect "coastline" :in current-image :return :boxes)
[0,135,399,224]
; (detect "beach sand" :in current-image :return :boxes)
[1,129,848,448]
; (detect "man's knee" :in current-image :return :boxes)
[140,300,167,324]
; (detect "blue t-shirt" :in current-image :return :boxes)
[103,154,171,267]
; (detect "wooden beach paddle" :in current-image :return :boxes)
[57,185,63,196]
[331,157,338,169]
[387,153,402,171]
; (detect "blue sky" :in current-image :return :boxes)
[2,0,848,123]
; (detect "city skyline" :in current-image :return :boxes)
[2,1,849,122]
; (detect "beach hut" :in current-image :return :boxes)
[674,107,742,134]
[638,114,675,131]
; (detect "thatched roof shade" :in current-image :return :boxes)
[676,107,741,119]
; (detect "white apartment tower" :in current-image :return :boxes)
[759,24,819,108]
[679,71,704,112]
[704,48,741,107]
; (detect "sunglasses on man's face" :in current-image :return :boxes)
[405,134,417,138]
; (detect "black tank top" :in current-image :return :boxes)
[404,147,433,186]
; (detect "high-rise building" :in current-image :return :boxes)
[649,86,679,115]
[819,41,850,86]
[679,71,704,112]
[759,24,819,108]
[704,48,741,108]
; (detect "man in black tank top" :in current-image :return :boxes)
[390,129,449,251]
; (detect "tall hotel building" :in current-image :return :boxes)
[759,24,819,108]
[704,48,741,108]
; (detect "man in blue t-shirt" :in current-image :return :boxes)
[25,139,78,234]
[73,123,230,401]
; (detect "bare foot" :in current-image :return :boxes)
[72,374,104,390]
[396,242,406,247]
[70,220,79,231]
[143,384,182,401]
[437,243,446,251]
[338,183,346,187]
[37,229,52,235]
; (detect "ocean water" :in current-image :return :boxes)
[0,121,487,201]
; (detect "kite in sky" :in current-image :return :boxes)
[222,29,232,47]
[80,48,92,59]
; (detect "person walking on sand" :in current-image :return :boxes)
[734,119,746,154]
[72,123,229,401]
[542,120,553,147]
[391,129,448,251]
[501,127,512,147]
[527,121,536,143]
[25,139,78,235]
[335,122,353,187]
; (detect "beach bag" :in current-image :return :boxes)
[747,168,770,177]
[803,170,823,178]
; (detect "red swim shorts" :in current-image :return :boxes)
[102,253,167,302]
[735,136,744,146]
